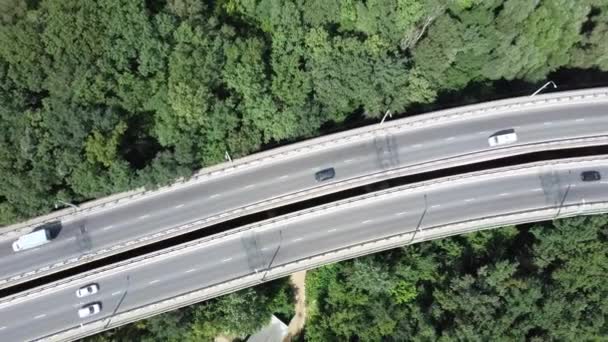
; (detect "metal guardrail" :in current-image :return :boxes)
[42,200,608,342]
[3,87,608,240]
[3,154,608,307]
[3,108,608,287]
[2,137,608,288]
[0,155,603,340]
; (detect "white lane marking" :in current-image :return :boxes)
[221,258,233,263]
[260,247,269,251]
[102,225,115,231]
[499,192,510,196]
[395,211,407,216]
[149,280,160,285]
[479,131,489,135]
[279,175,289,179]
[412,143,423,148]
[575,118,585,122]
[327,228,337,233]
[139,215,150,220]
[361,220,373,224]
[112,291,122,296]
[431,204,441,208]
[209,194,220,199]
[185,269,196,273]
[532,188,543,192]
[464,198,475,202]
[445,137,455,141]
[174,204,185,209]
[543,121,552,126]
[244,184,255,189]
[292,238,303,243]
[34,314,46,319]
[0,326,5,331]
[343,159,354,163]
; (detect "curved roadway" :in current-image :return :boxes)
[1,91,608,286]
[1,156,608,341]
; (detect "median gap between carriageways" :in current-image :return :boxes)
[2,144,608,298]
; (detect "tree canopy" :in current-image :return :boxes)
[1,0,607,224]
[2,0,608,340]
[305,214,608,341]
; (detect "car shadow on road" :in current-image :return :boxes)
[32,220,63,239]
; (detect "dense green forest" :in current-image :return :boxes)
[1,0,608,225]
[2,0,608,340]
[305,215,608,341]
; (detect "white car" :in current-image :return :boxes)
[488,129,518,147]
[76,283,99,298]
[78,302,102,318]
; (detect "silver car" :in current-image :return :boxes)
[76,283,99,298]
[315,167,336,182]
[78,302,102,318]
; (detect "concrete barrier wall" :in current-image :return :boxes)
[2,87,608,288]
[0,155,601,340]
[3,87,607,240]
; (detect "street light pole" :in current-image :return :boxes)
[530,81,557,97]
[55,200,78,212]
[380,110,392,125]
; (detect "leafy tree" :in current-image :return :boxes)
[1,1,608,338]
[570,1,608,71]
[305,216,608,341]
[413,0,593,91]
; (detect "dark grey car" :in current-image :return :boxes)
[315,168,335,182]
[581,170,601,182]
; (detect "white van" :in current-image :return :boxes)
[12,229,51,252]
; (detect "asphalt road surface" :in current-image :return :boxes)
[1,159,607,341]
[1,101,608,283]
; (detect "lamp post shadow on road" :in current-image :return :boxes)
[407,194,428,246]
[261,230,283,282]
[555,183,572,219]
[104,275,131,329]
[554,169,573,219]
